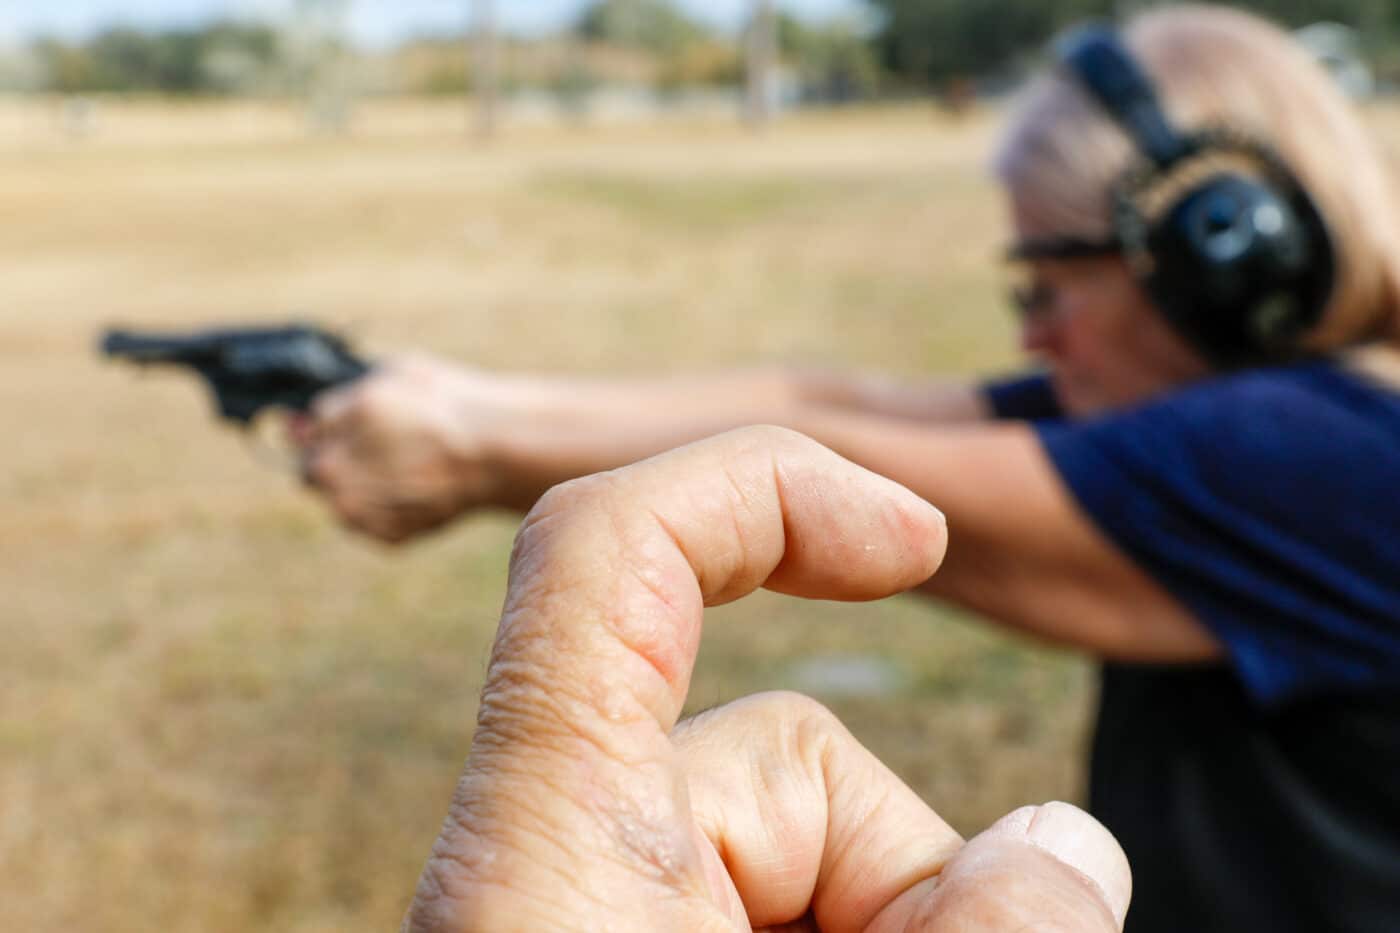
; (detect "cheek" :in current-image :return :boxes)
[1043,320,1111,414]
[1062,305,1209,409]
[1058,312,1118,373]
[1052,307,1158,412]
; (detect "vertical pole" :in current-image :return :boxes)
[745,0,776,129]
[294,0,351,134]
[473,0,499,140]
[325,0,351,133]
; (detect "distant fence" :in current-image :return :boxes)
[0,85,803,149]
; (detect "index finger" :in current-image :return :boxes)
[308,380,361,427]
[407,426,947,929]
[497,424,946,752]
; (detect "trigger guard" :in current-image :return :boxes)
[244,410,303,473]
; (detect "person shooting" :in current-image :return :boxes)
[292,6,1400,931]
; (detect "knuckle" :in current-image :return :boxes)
[525,473,616,528]
[311,384,357,424]
[355,381,397,420]
[302,453,335,491]
[678,691,840,755]
[311,450,351,492]
[743,691,846,765]
[747,690,839,730]
[726,423,819,456]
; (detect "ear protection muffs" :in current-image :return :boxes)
[1055,25,1335,366]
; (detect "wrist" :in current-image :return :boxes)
[461,373,574,511]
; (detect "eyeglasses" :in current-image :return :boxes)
[1005,236,1122,262]
[1009,280,1059,322]
[1004,235,1122,323]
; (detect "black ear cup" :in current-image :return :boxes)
[1059,26,1334,366]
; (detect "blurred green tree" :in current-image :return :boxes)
[865,0,1399,86]
[1217,0,1397,32]
[32,40,97,93]
[777,13,884,101]
[576,0,708,54]
[33,23,282,94]
[866,0,1110,87]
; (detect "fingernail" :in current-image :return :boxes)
[1018,802,1132,928]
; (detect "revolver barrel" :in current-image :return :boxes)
[101,328,219,365]
[100,323,370,424]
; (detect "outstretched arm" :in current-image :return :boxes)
[298,357,1219,662]
[296,356,988,537]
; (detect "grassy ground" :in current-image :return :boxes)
[4,98,1391,931]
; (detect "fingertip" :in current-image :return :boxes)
[986,802,1132,929]
[764,436,949,600]
[896,490,948,581]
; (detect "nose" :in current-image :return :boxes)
[1020,312,1062,357]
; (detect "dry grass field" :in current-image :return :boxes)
[2,96,1395,931]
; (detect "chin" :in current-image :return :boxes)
[1050,372,1110,419]
[1054,370,1177,418]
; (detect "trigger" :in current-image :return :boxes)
[244,409,303,473]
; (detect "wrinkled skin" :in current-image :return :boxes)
[402,427,1131,932]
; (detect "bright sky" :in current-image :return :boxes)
[0,1,870,46]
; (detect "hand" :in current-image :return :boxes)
[404,426,1131,931]
[294,356,510,543]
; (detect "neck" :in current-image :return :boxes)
[1343,344,1400,391]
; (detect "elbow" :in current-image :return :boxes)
[918,563,1224,664]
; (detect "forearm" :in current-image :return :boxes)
[758,410,1220,661]
[300,358,985,541]
[485,367,988,510]
[498,394,1155,655]
[787,368,992,422]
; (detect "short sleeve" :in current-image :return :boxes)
[982,371,1064,422]
[1034,366,1400,706]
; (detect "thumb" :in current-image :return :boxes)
[871,802,1132,933]
[405,426,946,931]
[285,412,316,450]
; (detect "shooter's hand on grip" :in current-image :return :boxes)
[293,355,521,544]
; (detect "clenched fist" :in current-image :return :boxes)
[294,356,516,543]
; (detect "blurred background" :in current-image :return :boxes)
[2,1,1397,930]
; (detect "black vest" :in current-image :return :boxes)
[1091,663,1400,932]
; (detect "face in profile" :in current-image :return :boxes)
[1009,199,1213,417]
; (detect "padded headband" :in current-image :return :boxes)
[1057,25,1190,168]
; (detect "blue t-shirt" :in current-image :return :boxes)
[988,362,1400,706]
[985,362,1400,933]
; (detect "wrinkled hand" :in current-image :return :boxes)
[405,426,1131,932]
[294,356,508,543]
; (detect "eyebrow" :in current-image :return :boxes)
[1005,235,1123,261]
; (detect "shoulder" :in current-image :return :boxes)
[1034,361,1400,705]
[1047,360,1400,481]
[1034,359,1400,567]
[1166,359,1399,435]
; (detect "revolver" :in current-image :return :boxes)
[101,323,371,425]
